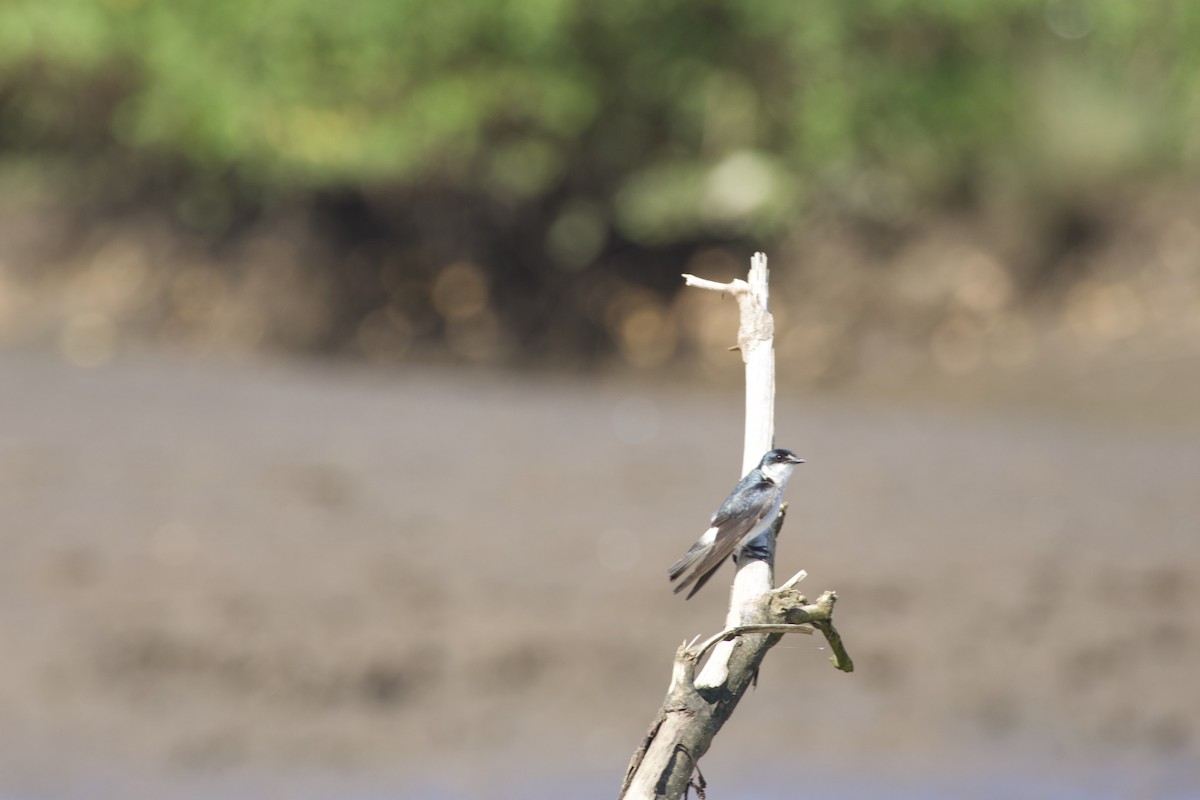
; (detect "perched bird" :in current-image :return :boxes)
[668,448,805,599]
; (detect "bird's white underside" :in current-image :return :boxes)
[760,459,798,487]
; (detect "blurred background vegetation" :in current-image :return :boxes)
[2,0,1199,380]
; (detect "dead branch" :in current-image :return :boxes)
[618,254,852,800]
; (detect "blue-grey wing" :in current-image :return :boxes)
[710,478,779,531]
[674,479,780,598]
[707,470,762,525]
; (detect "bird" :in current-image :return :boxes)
[668,448,805,599]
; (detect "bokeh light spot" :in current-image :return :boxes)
[703,150,778,223]
[431,262,489,321]
[1065,281,1143,341]
[1045,0,1094,40]
[954,254,1013,315]
[614,301,677,368]
[546,201,606,271]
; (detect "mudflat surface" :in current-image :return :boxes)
[2,352,1199,797]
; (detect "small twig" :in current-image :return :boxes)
[780,569,808,590]
[812,620,855,673]
[682,274,750,295]
[690,624,815,662]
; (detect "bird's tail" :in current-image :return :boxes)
[672,542,705,585]
[668,541,714,596]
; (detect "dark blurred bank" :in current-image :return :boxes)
[2,1,1200,380]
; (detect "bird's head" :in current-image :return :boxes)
[759,448,804,484]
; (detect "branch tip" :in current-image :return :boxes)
[682,273,751,295]
[780,569,808,589]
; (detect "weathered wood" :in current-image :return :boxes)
[619,254,852,800]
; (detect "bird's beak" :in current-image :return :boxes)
[792,456,805,464]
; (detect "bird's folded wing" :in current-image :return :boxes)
[670,484,778,599]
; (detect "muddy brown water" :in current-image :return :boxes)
[1,351,1198,798]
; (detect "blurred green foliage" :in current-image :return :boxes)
[1,0,1199,242]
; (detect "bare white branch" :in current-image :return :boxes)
[781,569,808,590]
[618,253,852,800]
[681,274,750,294]
[696,251,777,689]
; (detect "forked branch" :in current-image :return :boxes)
[618,254,853,800]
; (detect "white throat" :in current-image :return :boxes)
[760,460,796,487]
